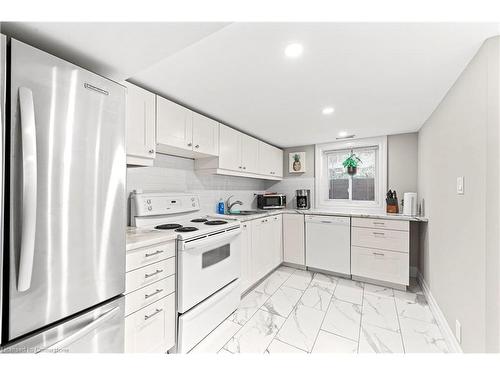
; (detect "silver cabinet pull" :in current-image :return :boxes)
[148,149,154,154]
[238,166,242,169]
[144,250,164,258]
[144,269,163,278]
[321,220,332,224]
[17,87,38,292]
[372,252,385,256]
[144,308,163,321]
[187,142,192,147]
[195,144,200,148]
[145,289,164,299]
[373,221,385,226]
[242,166,246,170]
[372,232,385,236]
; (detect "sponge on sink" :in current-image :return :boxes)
[229,208,241,214]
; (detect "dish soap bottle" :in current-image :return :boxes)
[217,198,225,214]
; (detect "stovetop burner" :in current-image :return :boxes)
[191,218,208,223]
[204,220,228,226]
[175,226,199,233]
[155,223,182,230]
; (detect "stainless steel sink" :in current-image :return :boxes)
[226,210,261,216]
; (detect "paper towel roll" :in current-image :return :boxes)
[403,192,418,216]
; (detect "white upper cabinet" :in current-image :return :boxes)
[258,142,283,178]
[196,123,283,180]
[241,134,260,174]
[218,124,242,171]
[156,95,219,159]
[218,125,260,174]
[125,82,156,166]
[156,96,193,154]
[192,112,219,157]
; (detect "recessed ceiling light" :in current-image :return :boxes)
[284,43,303,58]
[322,107,335,115]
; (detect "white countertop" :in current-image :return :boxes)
[126,210,427,250]
[214,209,428,223]
[126,227,177,251]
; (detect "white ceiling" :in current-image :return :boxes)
[0,22,229,80]
[1,22,499,148]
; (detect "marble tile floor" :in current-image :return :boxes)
[189,266,449,354]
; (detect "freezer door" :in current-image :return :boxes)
[3,297,125,353]
[7,39,126,341]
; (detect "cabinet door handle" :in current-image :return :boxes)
[187,142,192,147]
[144,308,163,321]
[145,269,164,278]
[321,220,332,224]
[372,252,385,256]
[144,250,164,258]
[148,149,154,154]
[373,222,385,226]
[238,166,242,169]
[242,166,246,170]
[195,144,200,148]
[145,288,164,299]
[372,232,385,236]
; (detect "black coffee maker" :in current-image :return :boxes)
[296,189,310,210]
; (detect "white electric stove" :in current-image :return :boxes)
[130,191,242,353]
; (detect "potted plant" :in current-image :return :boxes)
[343,152,361,175]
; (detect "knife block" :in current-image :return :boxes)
[386,198,399,214]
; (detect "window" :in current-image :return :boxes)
[315,137,387,211]
[327,147,377,201]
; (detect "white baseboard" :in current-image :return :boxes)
[417,271,463,353]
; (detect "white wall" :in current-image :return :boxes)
[387,132,418,196]
[418,36,500,352]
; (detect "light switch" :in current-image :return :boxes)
[457,176,464,195]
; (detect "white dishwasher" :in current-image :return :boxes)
[305,215,351,275]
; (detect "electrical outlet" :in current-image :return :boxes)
[457,176,464,195]
[455,320,462,343]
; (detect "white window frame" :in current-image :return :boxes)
[315,136,387,212]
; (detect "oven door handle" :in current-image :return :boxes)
[181,228,241,252]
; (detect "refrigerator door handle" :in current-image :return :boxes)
[39,306,121,353]
[17,87,38,292]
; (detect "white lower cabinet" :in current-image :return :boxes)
[351,246,409,286]
[124,241,176,353]
[240,221,253,293]
[242,214,283,294]
[351,218,410,287]
[282,213,305,266]
[125,293,176,353]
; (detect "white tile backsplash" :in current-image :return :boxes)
[127,154,282,218]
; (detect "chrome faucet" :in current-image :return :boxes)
[226,195,243,212]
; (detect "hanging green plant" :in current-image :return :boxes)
[343,152,362,175]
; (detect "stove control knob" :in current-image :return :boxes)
[148,206,152,211]
[146,199,151,204]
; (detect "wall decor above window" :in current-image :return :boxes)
[289,152,306,173]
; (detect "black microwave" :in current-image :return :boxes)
[257,194,286,209]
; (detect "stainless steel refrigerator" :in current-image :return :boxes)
[0,35,126,353]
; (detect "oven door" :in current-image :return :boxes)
[177,228,241,313]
